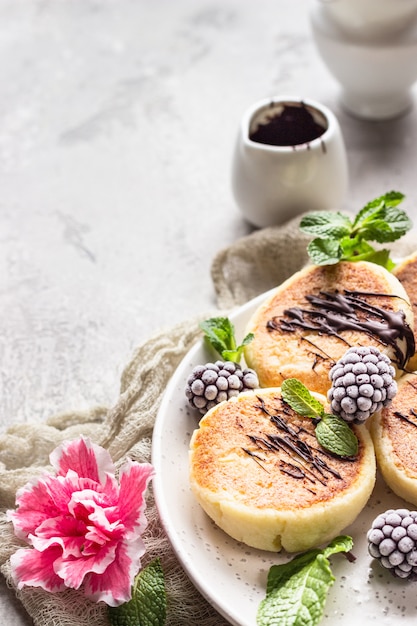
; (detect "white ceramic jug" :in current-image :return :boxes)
[310,0,417,119]
[320,0,417,39]
[231,96,348,228]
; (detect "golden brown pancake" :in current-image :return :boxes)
[371,373,417,505]
[244,261,414,396]
[189,387,376,553]
[393,251,417,370]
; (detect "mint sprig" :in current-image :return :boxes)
[300,191,412,269]
[257,536,354,626]
[199,316,254,363]
[281,378,358,458]
[108,558,166,626]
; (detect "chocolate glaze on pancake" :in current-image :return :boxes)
[190,388,376,552]
[393,251,417,370]
[244,262,414,395]
[269,289,415,369]
[246,396,346,484]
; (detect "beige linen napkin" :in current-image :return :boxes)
[1,215,417,626]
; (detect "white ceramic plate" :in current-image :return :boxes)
[152,289,417,626]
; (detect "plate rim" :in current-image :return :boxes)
[151,288,275,624]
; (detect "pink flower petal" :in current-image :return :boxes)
[8,471,106,540]
[54,541,117,590]
[30,516,86,558]
[68,486,117,518]
[50,436,115,485]
[85,508,124,543]
[10,546,66,593]
[117,461,154,534]
[83,536,146,606]
[7,477,61,540]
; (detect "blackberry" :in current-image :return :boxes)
[185,360,259,415]
[367,508,417,580]
[328,346,397,424]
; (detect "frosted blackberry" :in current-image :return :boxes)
[185,360,259,415]
[328,346,397,424]
[367,508,417,581]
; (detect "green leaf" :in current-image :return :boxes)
[281,378,324,419]
[300,191,412,269]
[322,535,354,559]
[353,211,411,244]
[199,317,254,363]
[352,248,394,269]
[199,317,236,356]
[257,536,353,626]
[300,212,352,238]
[352,200,385,228]
[383,190,406,207]
[353,191,404,228]
[338,237,394,270]
[374,207,412,242]
[307,238,342,265]
[352,193,410,243]
[315,414,358,458]
[265,549,321,594]
[338,236,374,260]
[223,332,255,363]
[241,331,255,346]
[281,379,358,459]
[108,558,166,626]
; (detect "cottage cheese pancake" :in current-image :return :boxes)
[189,388,376,552]
[371,373,417,506]
[393,251,417,370]
[244,261,414,395]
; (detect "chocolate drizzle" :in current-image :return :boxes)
[267,289,415,369]
[244,397,346,487]
[394,409,417,429]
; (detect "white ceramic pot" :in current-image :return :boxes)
[231,96,348,228]
[310,4,417,119]
[320,0,417,39]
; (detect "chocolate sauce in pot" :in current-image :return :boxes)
[249,103,326,147]
[267,289,415,369]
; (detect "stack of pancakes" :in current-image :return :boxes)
[189,259,417,553]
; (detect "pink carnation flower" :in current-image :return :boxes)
[7,436,154,607]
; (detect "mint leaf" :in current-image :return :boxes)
[300,212,352,238]
[315,414,359,458]
[223,332,254,362]
[353,191,405,226]
[307,238,342,265]
[371,206,412,242]
[300,191,412,269]
[281,378,324,418]
[200,317,236,356]
[257,536,353,626]
[108,558,166,626]
[281,379,359,458]
[338,236,374,260]
[383,190,406,207]
[322,535,354,559]
[265,551,317,591]
[338,238,394,269]
[352,206,411,244]
[199,317,254,363]
[351,248,394,270]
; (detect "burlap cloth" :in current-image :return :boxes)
[1,214,417,626]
